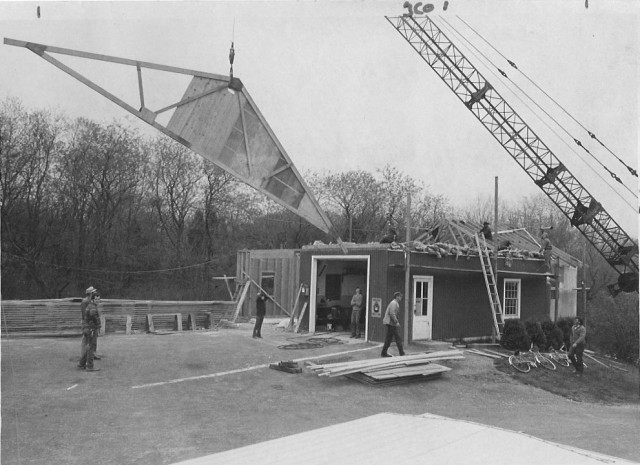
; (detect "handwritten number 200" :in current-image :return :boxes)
[403,1,435,16]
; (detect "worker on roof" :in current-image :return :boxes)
[479,222,493,240]
[539,229,554,274]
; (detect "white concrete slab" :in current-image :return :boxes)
[170,412,637,465]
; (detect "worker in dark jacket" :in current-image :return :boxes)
[479,222,493,240]
[78,294,101,371]
[568,317,586,376]
[253,291,268,338]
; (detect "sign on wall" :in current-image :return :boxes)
[371,298,382,318]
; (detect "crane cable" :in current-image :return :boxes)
[443,15,636,198]
[457,15,638,180]
[434,16,637,212]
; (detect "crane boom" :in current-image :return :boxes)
[386,14,638,293]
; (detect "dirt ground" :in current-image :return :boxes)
[2,322,639,465]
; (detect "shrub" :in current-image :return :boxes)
[524,320,546,350]
[500,319,531,351]
[586,292,639,364]
[556,317,574,349]
[540,320,564,350]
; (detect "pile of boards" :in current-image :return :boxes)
[464,347,510,359]
[307,350,464,386]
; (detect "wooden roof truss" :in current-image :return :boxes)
[4,38,336,236]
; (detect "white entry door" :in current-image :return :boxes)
[412,276,433,340]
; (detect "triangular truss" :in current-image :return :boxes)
[4,38,337,237]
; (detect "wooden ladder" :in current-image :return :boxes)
[475,234,504,336]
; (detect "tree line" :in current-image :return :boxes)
[0,98,625,300]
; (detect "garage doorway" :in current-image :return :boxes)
[310,255,370,338]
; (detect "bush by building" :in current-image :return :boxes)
[540,320,564,350]
[500,319,531,351]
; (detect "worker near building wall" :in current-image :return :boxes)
[253,291,267,339]
[381,292,405,357]
[350,287,363,339]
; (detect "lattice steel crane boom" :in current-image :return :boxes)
[386,14,638,294]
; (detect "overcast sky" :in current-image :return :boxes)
[1,0,637,234]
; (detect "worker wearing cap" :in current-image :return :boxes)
[80,286,101,360]
[81,286,97,321]
[78,292,101,371]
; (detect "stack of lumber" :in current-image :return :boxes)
[307,350,463,386]
[465,347,509,359]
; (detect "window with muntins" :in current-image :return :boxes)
[503,279,521,318]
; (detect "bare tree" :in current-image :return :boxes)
[148,137,203,260]
[0,99,64,296]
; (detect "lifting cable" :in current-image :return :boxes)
[456,15,638,180]
[434,16,637,212]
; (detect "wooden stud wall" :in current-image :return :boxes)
[1,299,236,336]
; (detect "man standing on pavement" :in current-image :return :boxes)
[81,286,96,321]
[81,286,101,360]
[568,317,586,376]
[381,292,405,357]
[78,292,101,371]
[350,287,363,339]
[253,291,267,339]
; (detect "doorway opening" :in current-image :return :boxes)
[310,255,370,339]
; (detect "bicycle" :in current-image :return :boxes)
[508,344,556,373]
[544,345,571,368]
[547,344,588,369]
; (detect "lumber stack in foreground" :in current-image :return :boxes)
[307,350,463,386]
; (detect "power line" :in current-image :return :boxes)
[456,15,638,180]
[435,16,636,213]
[3,252,221,275]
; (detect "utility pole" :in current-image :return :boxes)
[404,192,411,346]
[493,177,499,343]
[494,176,499,276]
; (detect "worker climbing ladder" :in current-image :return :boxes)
[475,234,505,336]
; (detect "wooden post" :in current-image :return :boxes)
[230,281,250,323]
[554,256,560,321]
[294,303,308,333]
[99,315,106,336]
[241,271,290,316]
[175,313,182,331]
[288,284,304,330]
[404,192,411,345]
[223,275,234,300]
[125,315,132,335]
